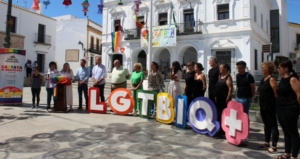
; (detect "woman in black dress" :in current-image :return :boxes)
[257,62,279,153]
[275,60,300,159]
[215,63,233,137]
[184,61,195,106]
[193,63,206,99]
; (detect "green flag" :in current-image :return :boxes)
[171,2,178,28]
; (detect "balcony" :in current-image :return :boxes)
[89,44,102,55]
[34,33,51,46]
[124,21,203,40]
[124,29,141,40]
[177,21,203,35]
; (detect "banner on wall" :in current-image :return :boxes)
[141,25,177,48]
[0,48,26,104]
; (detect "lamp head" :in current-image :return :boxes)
[118,0,123,5]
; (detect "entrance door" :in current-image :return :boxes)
[111,54,123,72]
[216,51,231,64]
[37,54,45,73]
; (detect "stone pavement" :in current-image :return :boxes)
[0,82,299,159]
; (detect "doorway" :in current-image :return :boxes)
[37,54,45,73]
[111,54,123,72]
[138,50,146,70]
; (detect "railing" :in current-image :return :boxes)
[89,44,102,55]
[123,28,141,40]
[34,33,51,45]
[177,21,203,35]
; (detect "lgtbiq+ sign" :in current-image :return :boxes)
[88,87,249,145]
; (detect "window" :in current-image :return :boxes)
[296,34,300,49]
[96,39,100,51]
[184,9,194,31]
[10,16,17,33]
[90,36,94,49]
[261,52,264,62]
[217,4,229,20]
[261,14,263,29]
[270,10,280,52]
[137,16,144,37]
[158,13,168,26]
[254,6,257,22]
[216,51,231,64]
[254,49,258,70]
[114,19,121,31]
[38,24,45,43]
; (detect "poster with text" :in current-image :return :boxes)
[0,48,26,104]
[141,25,177,47]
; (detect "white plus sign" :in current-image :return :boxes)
[225,109,242,137]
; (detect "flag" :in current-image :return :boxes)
[111,31,121,52]
[134,14,145,29]
[171,2,178,28]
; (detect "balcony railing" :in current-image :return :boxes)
[124,28,141,40]
[34,33,51,45]
[89,44,102,55]
[124,21,203,40]
[177,21,203,35]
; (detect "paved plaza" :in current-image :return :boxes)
[0,81,299,159]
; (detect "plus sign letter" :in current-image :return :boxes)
[222,101,249,146]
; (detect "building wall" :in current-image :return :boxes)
[0,31,25,49]
[102,0,295,78]
[54,18,87,71]
[0,2,56,75]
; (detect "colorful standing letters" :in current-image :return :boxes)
[89,88,249,143]
[189,97,220,136]
[222,101,249,146]
[88,87,107,113]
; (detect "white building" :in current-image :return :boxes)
[0,1,56,75]
[54,15,102,71]
[102,0,299,79]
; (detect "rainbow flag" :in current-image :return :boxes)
[51,76,71,100]
[0,48,26,55]
[111,31,121,52]
[134,14,145,29]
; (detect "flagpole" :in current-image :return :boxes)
[147,0,153,75]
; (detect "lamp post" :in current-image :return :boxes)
[3,0,13,48]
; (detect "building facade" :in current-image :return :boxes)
[0,1,56,75]
[54,15,102,71]
[102,0,299,79]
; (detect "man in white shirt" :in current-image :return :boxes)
[111,60,130,91]
[92,56,106,102]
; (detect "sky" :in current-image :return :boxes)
[4,0,300,26]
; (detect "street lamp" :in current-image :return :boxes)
[78,41,87,57]
[3,0,13,48]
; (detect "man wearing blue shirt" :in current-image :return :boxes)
[92,56,106,102]
[76,59,90,110]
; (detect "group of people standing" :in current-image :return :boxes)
[180,57,299,159]
[28,55,300,159]
[29,56,106,111]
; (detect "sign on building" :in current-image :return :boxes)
[141,25,177,47]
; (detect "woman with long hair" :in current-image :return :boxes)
[130,63,145,116]
[184,61,195,107]
[193,63,206,99]
[45,61,59,109]
[30,67,43,109]
[215,63,233,137]
[60,63,74,110]
[168,61,182,104]
[258,62,279,153]
[148,61,163,117]
[275,60,300,159]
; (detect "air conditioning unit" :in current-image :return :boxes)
[289,52,296,59]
